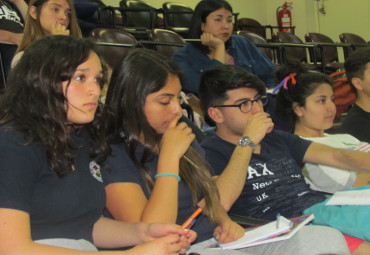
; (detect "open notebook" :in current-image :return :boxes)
[211,214,314,250]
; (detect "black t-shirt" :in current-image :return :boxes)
[0,0,23,33]
[0,125,106,243]
[341,104,370,144]
[201,130,326,220]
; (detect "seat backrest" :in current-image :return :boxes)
[162,2,193,28]
[304,32,338,63]
[147,28,185,58]
[90,28,138,68]
[339,33,366,44]
[119,0,157,28]
[236,18,266,39]
[273,32,308,63]
[339,33,367,53]
[236,31,273,61]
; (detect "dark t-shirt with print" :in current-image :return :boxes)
[0,0,23,86]
[201,130,326,220]
[0,0,23,33]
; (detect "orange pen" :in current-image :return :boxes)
[181,208,203,229]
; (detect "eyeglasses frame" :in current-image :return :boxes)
[212,94,268,113]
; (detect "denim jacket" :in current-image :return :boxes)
[172,35,277,94]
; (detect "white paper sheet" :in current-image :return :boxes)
[326,189,370,205]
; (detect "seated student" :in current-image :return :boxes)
[0,35,196,254]
[341,47,370,144]
[274,64,370,194]
[11,0,82,67]
[100,48,350,255]
[172,0,276,95]
[199,64,370,254]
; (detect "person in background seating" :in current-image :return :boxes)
[172,0,276,95]
[11,0,82,67]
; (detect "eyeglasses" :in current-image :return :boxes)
[212,94,268,113]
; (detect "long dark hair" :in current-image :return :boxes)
[0,35,108,176]
[188,0,233,54]
[275,63,332,132]
[103,48,219,219]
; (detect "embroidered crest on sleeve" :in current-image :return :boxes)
[89,161,103,182]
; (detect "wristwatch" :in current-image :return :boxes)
[237,136,257,151]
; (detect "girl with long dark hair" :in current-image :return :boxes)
[0,35,195,255]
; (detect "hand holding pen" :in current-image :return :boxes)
[179,209,202,255]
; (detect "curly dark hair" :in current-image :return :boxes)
[0,35,109,177]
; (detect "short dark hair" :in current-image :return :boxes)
[344,47,370,90]
[188,0,233,53]
[199,65,266,115]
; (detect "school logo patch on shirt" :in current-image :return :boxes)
[89,161,103,182]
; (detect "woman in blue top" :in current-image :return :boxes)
[172,0,276,95]
[0,35,195,255]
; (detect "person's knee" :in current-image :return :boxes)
[298,226,349,254]
[303,225,345,241]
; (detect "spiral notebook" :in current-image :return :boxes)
[212,214,314,250]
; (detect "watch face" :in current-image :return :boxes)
[240,137,248,146]
[238,136,256,150]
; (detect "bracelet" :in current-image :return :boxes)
[155,173,181,182]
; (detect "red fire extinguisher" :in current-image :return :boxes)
[276,2,293,32]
